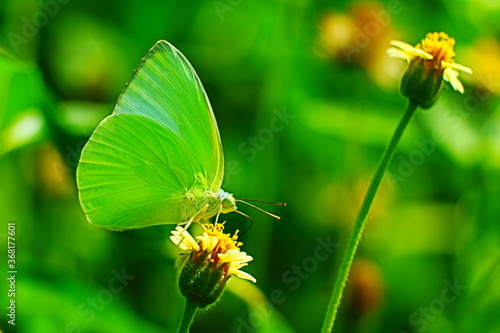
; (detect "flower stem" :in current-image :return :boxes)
[178,299,198,333]
[321,100,419,333]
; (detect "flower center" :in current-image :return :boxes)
[203,223,242,254]
[417,32,456,65]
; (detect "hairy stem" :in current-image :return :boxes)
[178,299,198,333]
[321,100,419,332]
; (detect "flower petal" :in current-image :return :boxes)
[442,61,473,74]
[390,40,417,52]
[229,268,257,283]
[390,40,433,59]
[219,249,253,265]
[387,47,412,61]
[170,226,199,251]
[197,233,219,252]
[444,68,465,94]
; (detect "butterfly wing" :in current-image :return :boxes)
[115,40,224,191]
[77,41,224,229]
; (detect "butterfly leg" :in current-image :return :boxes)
[214,205,223,224]
[178,204,210,231]
[173,204,210,254]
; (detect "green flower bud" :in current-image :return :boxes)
[400,57,444,109]
[178,251,226,308]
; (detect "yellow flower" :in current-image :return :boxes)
[171,223,255,308]
[387,32,472,94]
[170,223,256,284]
[387,32,472,108]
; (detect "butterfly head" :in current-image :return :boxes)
[219,191,237,213]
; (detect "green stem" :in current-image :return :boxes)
[178,299,198,333]
[321,100,419,333]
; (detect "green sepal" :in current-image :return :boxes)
[178,252,226,308]
[400,58,444,109]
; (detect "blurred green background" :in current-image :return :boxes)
[1,0,499,332]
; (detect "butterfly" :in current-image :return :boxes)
[76,40,281,230]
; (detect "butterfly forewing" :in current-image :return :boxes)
[114,41,224,191]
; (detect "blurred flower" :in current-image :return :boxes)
[313,175,394,229]
[463,37,500,95]
[318,12,356,60]
[317,2,401,88]
[388,32,472,108]
[170,223,255,308]
[36,144,73,197]
[347,258,385,317]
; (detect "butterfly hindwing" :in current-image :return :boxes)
[78,114,206,229]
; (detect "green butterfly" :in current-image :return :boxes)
[77,41,279,230]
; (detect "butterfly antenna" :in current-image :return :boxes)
[237,198,286,206]
[236,200,282,220]
[235,210,253,235]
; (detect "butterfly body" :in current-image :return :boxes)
[181,188,237,223]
